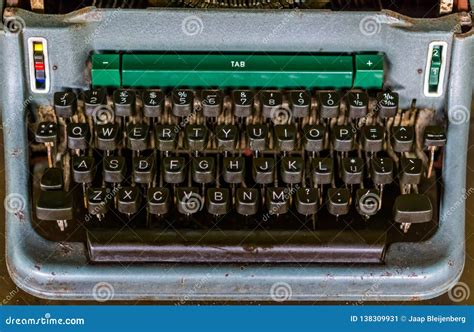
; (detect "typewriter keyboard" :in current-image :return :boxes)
[30,88,446,263]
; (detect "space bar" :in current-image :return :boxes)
[87,229,386,263]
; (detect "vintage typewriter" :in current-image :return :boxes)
[1,0,473,301]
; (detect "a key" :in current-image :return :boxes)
[172,89,194,117]
[341,157,364,185]
[261,90,283,119]
[267,187,290,215]
[247,124,268,151]
[206,188,230,215]
[252,158,275,184]
[280,157,303,184]
[40,167,64,190]
[333,125,355,152]
[236,188,259,216]
[371,157,394,185]
[399,158,423,185]
[274,125,296,151]
[117,187,141,214]
[67,123,90,150]
[327,188,351,216]
[232,90,254,117]
[36,190,74,221]
[35,121,57,143]
[83,88,107,116]
[295,188,318,215]
[201,90,223,117]
[176,187,203,215]
[96,123,120,151]
[391,126,414,153]
[72,156,96,183]
[185,125,209,151]
[54,91,77,118]
[162,157,186,184]
[147,187,170,215]
[103,156,127,183]
[423,126,447,148]
[223,157,245,184]
[346,91,368,119]
[356,188,381,216]
[289,90,311,118]
[127,123,150,151]
[393,193,433,232]
[192,157,215,184]
[113,89,136,117]
[376,91,398,118]
[142,90,165,118]
[303,125,325,152]
[361,125,384,152]
[312,158,333,185]
[155,125,178,151]
[216,125,238,151]
[318,91,340,118]
[133,156,155,184]
[87,188,110,216]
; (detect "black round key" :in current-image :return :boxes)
[87,188,109,215]
[423,126,447,148]
[185,125,208,151]
[361,125,384,152]
[341,157,364,185]
[356,188,380,216]
[176,187,203,215]
[252,158,275,184]
[289,90,311,118]
[67,123,90,150]
[376,91,398,118]
[54,91,77,118]
[295,188,318,215]
[232,90,254,117]
[236,188,259,216]
[96,123,120,151]
[216,125,238,151]
[127,123,150,151]
[147,187,170,215]
[72,156,96,183]
[346,91,368,119]
[247,124,268,151]
[371,157,393,185]
[266,187,290,215]
[162,157,186,184]
[223,157,245,184]
[311,158,333,185]
[274,125,296,151]
[155,125,178,151]
[327,188,351,216]
[318,91,340,118]
[399,158,422,185]
[35,121,57,143]
[261,90,283,118]
[103,156,127,183]
[83,88,107,116]
[391,126,414,153]
[332,125,355,152]
[201,90,223,117]
[280,157,303,184]
[172,89,194,117]
[192,157,215,184]
[303,125,325,152]
[142,90,165,117]
[133,156,155,184]
[113,89,136,117]
[117,187,141,214]
[206,188,230,215]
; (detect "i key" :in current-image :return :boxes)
[274,125,296,151]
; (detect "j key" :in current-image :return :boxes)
[423,126,447,148]
[361,125,384,152]
[232,90,254,117]
[103,156,127,183]
[127,123,149,151]
[216,125,238,151]
[303,125,325,152]
[327,188,351,216]
[133,156,155,184]
[67,123,90,150]
[176,187,203,215]
[281,157,303,184]
[295,188,318,215]
[399,158,423,185]
[267,187,290,215]
[391,126,414,153]
[332,125,355,152]
[393,193,433,224]
[247,124,268,151]
[96,123,120,151]
[252,158,275,184]
[40,167,63,190]
[201,90,223,117]
[236,188,259,216]
[162,157,186,184]
[318,91,340,118]
[117,187,141,214]
[261,90,283,119]
[54,91,77,118]
[289,90,311,118]
[223,157,245,184]
[147,187,171,215]
[36,190,74,221]
[185,125,208,151]
[155,125,178,151]
[87,188,109,215]
[192,157,215,184]
[274,125,296,151]
[83,88,107,116]
[371,157,394,185]
[35,122,57,143]
[312,158,333,185]
[172,89,194,117]
[113,89,136,117]
[207,188,230,215]
[142,90,165,118]
[72,156,96,183]
[341,157,364,185]
[356,188,381,216]
[346,91,368,119]
[376,91,398,118]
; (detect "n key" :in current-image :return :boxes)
[236,188,259,216]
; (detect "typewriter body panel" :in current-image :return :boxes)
[1,5,473,301]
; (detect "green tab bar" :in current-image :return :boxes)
[121,54,354,88]
[91,54,121,87]
[354,54,384,89]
